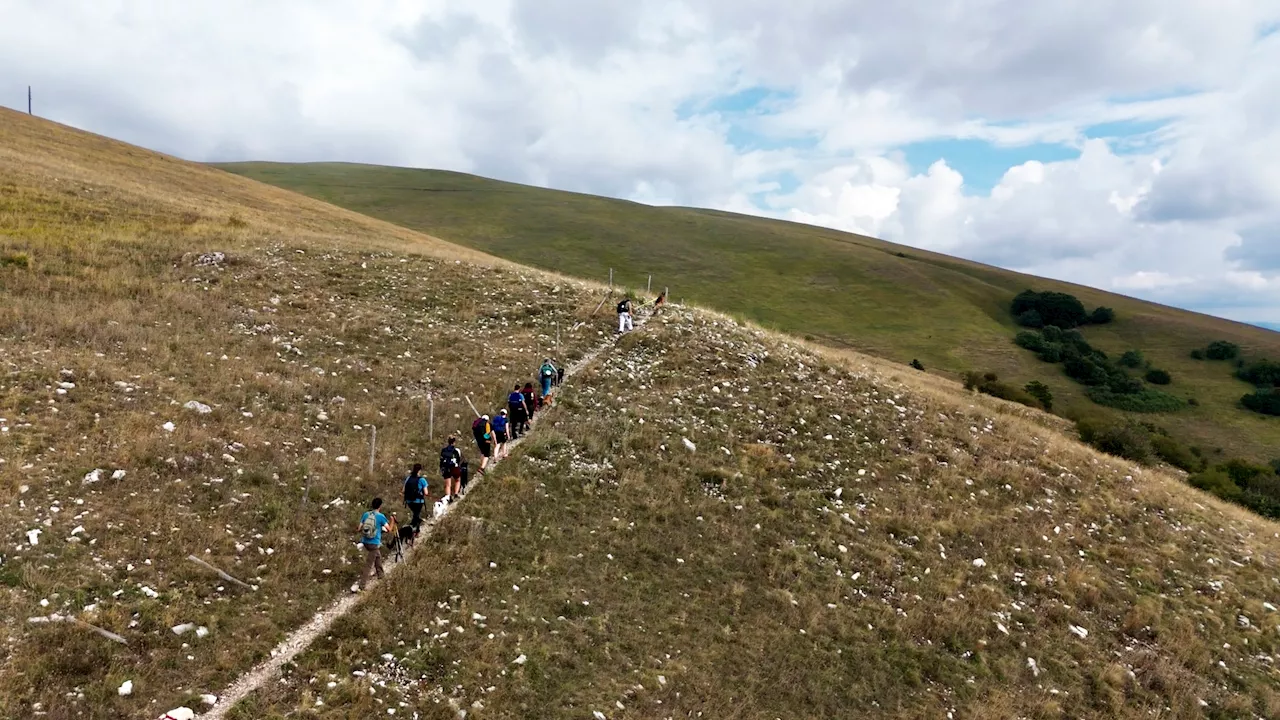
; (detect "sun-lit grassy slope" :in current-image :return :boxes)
[214,162,1280,464]
[0,108,609,718]
[226,308,1280,719]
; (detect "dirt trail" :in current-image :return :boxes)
[200,311,647,719]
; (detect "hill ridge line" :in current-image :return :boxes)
[198,309,649,720]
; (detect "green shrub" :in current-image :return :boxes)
[1011,290,1089,329]
[1119,350,1144,368]
[1041,326,1065,343]
[1024,381,1053,411]
[1190,349,1206,360]
[1081,422,1153,462]
[1090,307,1115,324]
[1037,346,1063,363]
[1206,341,1241,360]
[1106,369,1144,394]
[1015,309,1044,328]
[1085,387,1187,413]
[1241,390,1280,416]
[1014,332,1046,352]
[1145,368,1172,385]
[1151,435,1203,472]
[909,359,925,371]
[1189,469,1243,502]
[1238,360,1280,387]
[963,371,1043,410]
[1064,356,1109,385]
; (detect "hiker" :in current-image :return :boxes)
[555,362,566,387]
[402,463,427,531]
[440,436,462,502]
[521,382,537,425]
[492,408,511,459]
[354,497,389,592]
[539,358,557,400]
[617,296,633,333]
[508,383,529,438]
[472,414,494,474]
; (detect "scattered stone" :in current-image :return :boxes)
[184,401,212,414]
[117,680,133,697]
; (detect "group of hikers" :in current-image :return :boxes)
[353,290,669,591]
[353,357,564,591]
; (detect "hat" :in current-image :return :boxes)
[482,414,490,420]
[499,408,507,415]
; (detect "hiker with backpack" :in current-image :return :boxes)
[440,436,463,502]
[354,497,389,592]
[539,358,557,400]
[472,414,494,474]
[617,296,633,333]
[402,463,427,531]
[492,408,511,459]
[521,382,538,424]
[508,383,529,438]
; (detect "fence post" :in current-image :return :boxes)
[429,395,435,442]
[368,425,377,477]
[609,268,613,289]
[647,275,652,294]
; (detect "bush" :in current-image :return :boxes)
[1037,346,1063,363]
[909,359,925,371]
[1014,332,1046,352]
[1190,349,1205,360]
[1015,309,1045,328]
[1145,368,1172,385]
[1237,360,1280,387]
[1106,369,1144,394]
[1241,390,1280,416]
[1189,469,1244,502]
[1090,307,1115,324]
[1080,422,1153,462]
[0,251,32,269]
[1119,350,1145,368]
[1064,356,1109,386]
[1024,381,1053,411]
[963,371,1044,410]
[1011,290,1089,329]
[1085,387,1187,413]
[1151,435,1203,472]
[1041,326,1065,343]
[1206,341,1241,360]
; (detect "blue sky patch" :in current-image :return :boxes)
[901,138,1079,194]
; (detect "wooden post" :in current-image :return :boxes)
[302,475,311,506]
[555,321,560,348]
[465,395,481,419]
[609,268,613,289]
[647,275,652,294]
[429,395,435,442]
[368,425,377,477]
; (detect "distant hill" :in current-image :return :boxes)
[215,161,1280,465]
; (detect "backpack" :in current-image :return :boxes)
[617,300,629,314]
[359,511,379,542]
[541,364,554,378]
[440,445,459,470]
[404,475,424,504]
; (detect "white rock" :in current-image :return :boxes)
[26,528,41,546]
[1026,657,1040,677]
[682,438,696,453]
[158,708,195,720]
[111,469,127,481]
[184,401,212,414]
[162,422,176,433]
[593,712,606,720]
[971,558,986,568]
[336,456,350,463]
[141,586,160,599]
[200,694,218,706]
[195,626,209,638]
[513,654,527,665]
[118,680,133,696]
[171,623,196,635]
[83,469,103,484]
[1068,624,1088,639]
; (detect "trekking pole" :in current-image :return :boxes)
[465,395,482,419]
[368,425,377,478]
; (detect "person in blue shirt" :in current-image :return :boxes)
[508,384,529,439]
[492,409,510,459]
[402,463,427,531]
[354,497,388,592]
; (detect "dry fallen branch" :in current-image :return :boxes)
[187,555,255,591]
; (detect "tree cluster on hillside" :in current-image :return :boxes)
[962,371,1048,411]
[1013,327,1181,413]
[1191,340,1241,361]
[1189,459,1280,519]
[1011,290,1113,329]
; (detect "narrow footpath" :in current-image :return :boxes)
[199,309,649,720]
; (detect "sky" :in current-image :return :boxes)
[4,1,1280,325]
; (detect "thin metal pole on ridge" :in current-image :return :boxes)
[368,425,377,477]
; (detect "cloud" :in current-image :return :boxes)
[2,0,1279,321]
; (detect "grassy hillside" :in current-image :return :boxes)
[5,112,1280,719]
[214,162,1280,465]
